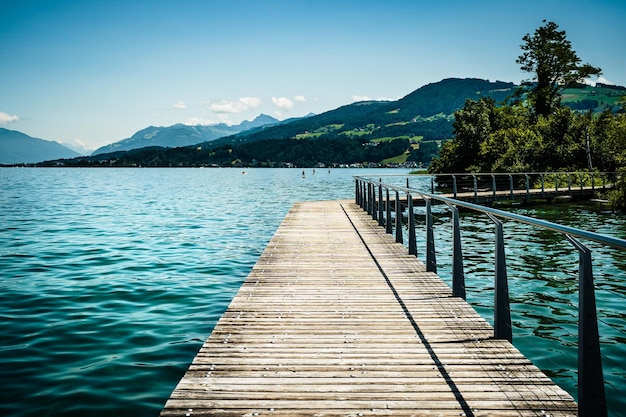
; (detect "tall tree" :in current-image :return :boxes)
[517,20,601,117]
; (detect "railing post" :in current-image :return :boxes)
[487,213,512,342]
[371,183,376,217]
[407,193,417,256]
[370,183,380,220]
[509,174,514,201]
[452,175,458,198]
[473,174,478,203]
[378,182,384,226]
[446,203,465,299]
[555,174,559,194]
[591,171,596,193]
[425,198,437,273]
[581,173,584,194]
[491,174,497,202]
[355,179,359,205]
[431,176,435,194]
[385,188,392,234]
[525,174,530,202]
[360,180,365,208]
[568,173,572,197]
[540,173,545,199]
[566,235,607,417]
[395,191,403,244]
[369,183,375,217]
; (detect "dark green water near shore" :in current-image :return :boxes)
[1,168,624,416]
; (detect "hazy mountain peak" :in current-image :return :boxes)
[91,115,280,155]
[0,128,80,164]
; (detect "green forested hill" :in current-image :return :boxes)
[205,78,517,149]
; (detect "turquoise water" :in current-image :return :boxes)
[0,167,406,417]
[1,168,624,416]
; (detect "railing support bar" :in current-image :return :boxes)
[566,235,607,417]
[473,175,478,203]
[371,183,376,217]
[385,188,392,234]
[487,213,512,342]
[592,171,595,193]
[568,173,572,196]
[525,174,530,202]
[555,175,559,194]
[395,191,403,244]
[581,174,584,194]
[360,180,366,208]
[425,198,437,273]
[452,175,458,198]
[378,182,384,226]
[361,181,366,210]
[407,193,417,256]
[445,202,465,299]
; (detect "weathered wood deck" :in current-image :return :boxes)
[161,200,577,416]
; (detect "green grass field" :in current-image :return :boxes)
[561,85,626,111]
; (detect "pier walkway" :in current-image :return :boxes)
[161,200,577,417]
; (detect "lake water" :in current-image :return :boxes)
[1,168,624,416]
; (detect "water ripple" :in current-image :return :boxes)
[1,168,625,416]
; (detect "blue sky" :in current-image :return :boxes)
[1,0,625,152]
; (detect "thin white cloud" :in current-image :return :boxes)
[239,97,262,108]
[352,95,398,102]
[272,97,294,110]
[205,97,262,114]
[0,111,19,124]
[584,76,614,86]
[186,116,219,125]
[209,101,244,113]
[173,101,187,109]
[294,95,307,102]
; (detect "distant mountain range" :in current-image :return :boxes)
[0,128,80,164]
[91,114,281,155]
[5,77,625,166]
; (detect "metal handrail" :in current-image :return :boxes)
[354,175,624,417]
[374,171,616,204]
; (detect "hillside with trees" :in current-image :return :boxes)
[205,78,516,149]
[429,20,626,209]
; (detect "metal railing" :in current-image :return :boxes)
[408,171,616,204]
[354,174,626,417]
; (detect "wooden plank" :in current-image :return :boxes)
[161,200,577,417]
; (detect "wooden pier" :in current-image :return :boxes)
[161,200,577,416]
